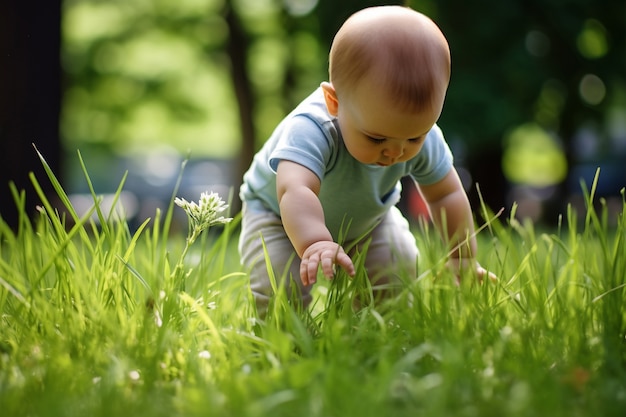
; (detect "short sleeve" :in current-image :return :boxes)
[268,114,336,181]
[410,124,454,185]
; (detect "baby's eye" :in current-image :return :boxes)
[408,136,424,144]
[367,136,386,144]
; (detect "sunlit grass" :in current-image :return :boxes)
[1,156,625,417]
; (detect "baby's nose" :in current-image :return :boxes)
[383,144,404,158]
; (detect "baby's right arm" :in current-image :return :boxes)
[276,160,355,285]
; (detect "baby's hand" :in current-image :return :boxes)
[300,241,355,286]
[446,258,497,283]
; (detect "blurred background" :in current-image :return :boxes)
[1,0,625,230]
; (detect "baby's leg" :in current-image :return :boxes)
[239,204,311,315]
[358,206,418,302]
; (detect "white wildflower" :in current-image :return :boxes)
[175,191,233,244]
[172,191,233,291]
[198,350,212,360]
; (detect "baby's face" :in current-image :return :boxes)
[335,78,442,167]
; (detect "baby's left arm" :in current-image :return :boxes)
[418,168,496,282]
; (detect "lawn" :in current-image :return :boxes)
[1,153,625,417]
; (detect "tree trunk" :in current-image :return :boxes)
[223,1,256,214]
[466,146,507,222]
[0,0,62,229]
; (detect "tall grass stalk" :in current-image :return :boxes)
[1,159,625,417]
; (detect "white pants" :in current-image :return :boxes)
[239,204,418,313]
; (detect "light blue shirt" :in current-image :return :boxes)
[240,87,453,240]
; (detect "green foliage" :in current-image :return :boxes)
[60,0,626,222]
[1,161,626,416]
[60,0,329,158]
[62,0,240,157]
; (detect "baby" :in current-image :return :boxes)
[239,5,495,314]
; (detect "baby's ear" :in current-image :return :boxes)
[321,82,339,116]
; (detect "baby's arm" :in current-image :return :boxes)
[419,168,496,281]
[276,160,355,285]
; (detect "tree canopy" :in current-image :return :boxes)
[2,0,623,226]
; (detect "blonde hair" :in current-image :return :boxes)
[328,6,451,112]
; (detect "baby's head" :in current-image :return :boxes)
[328,6,451,115]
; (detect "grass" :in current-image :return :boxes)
[1,153,625,417]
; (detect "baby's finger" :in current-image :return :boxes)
[320,254,335,278]
[335,252,355,276]
[482,268,498,282]
[300,256,318,286]
[475,266,497,283]
[299,259,310,285]
[306,255,320,285]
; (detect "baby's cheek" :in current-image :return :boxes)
[408,145,425,159]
